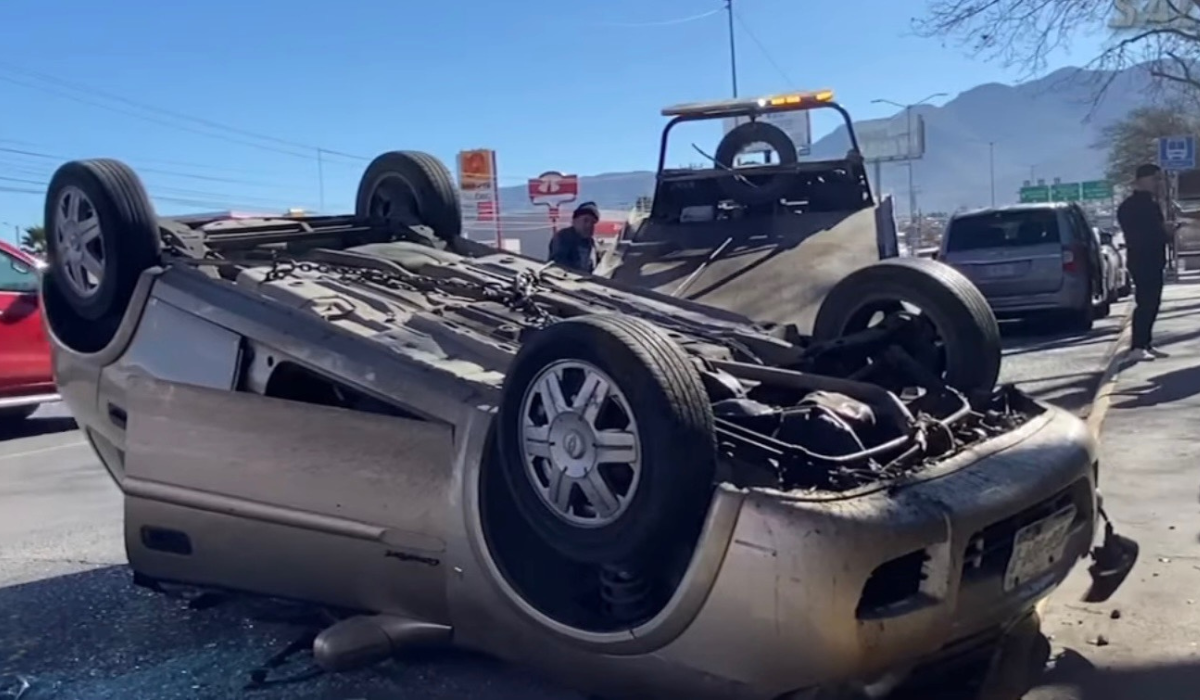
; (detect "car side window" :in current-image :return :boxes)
[0,252,38,293]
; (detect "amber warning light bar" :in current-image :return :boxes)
[661,89,835,118]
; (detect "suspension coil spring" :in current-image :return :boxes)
[598,564,654,623]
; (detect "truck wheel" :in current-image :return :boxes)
[496,314,717,566]
[812,258,1002,398]
[44,159,161,323]
[355,151,462,242]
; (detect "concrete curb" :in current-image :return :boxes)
[1084,305,1135,438]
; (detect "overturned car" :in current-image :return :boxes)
[41,93,1134,700]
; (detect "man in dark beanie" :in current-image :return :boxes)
[548,201,600,273]
[1116,163,1170,360]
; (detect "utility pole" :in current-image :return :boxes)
[988,141,996,207]
[316,148,326,212]
[725,0,738,98]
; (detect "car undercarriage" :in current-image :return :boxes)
[35,92,1139,700]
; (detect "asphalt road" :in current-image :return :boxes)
[0,309,1132,700]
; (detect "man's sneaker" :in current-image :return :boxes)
[1147,346,1171,359]
[1128,348,1152,361]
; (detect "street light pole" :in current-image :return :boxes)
[872,92,947,248]
[905,105,916,229]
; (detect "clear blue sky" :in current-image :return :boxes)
[0,0,1103,239]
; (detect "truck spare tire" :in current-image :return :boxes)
[43,159,161,323]
[355,151,462,242]
[496,314,717,566]
[812,258,1002,399]
[713,120,799,206]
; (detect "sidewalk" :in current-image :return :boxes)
[1030,273,1200,698]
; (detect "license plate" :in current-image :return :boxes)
[1003,505,1076,591]
[983,263,1019,278]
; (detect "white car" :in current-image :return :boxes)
[1098,228,1131,299]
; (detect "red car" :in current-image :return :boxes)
[0,239,57,423]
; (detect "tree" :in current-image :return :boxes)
[1096,105,1200,182]
[915,0,1200,101]
[20,225,46,256]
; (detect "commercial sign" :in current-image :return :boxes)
[854,114,926,162]
[1158,135,1196,171]
[457,149,501,246]
[527,171,579,232]
[1018,179,1114,203]
[722,110,813,158]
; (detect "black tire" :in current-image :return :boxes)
[1095,298,1112,319]
[1063,304,1095,332]
[43,159,160,323]
[713,121,797,206]
[355,151,462,242]
[812,258,1002,398]
[0,405,38,423]
[495,314,717,566]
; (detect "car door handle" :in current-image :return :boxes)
[107,403,128,430]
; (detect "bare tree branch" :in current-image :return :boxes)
[914,0,1200,103]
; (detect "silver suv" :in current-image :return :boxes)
[939,203,1108,331]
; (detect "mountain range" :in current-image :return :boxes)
[490,64,1160,218]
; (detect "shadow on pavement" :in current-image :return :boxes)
[1029,648,1200,699]
[1021,373,1106,415]
[0,416,77,442]
[0,566,574,700]
[1001,323,1121,357]
[1112,362,1200,409]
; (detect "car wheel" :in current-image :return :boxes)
[496,314,717,566]
[812,258,1002,399]
[1095,298,1112,319]
[0,405,38,423]
[1064,304,1095,332]
[43,159,161,323]
[355,151,462,243]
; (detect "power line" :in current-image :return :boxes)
[0,146,295,189]
[0,67,365,164]
[732,11,795,87]
[596,6,723,28]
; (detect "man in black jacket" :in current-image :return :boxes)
[548,202,600,273]
[1116,163,1170,360]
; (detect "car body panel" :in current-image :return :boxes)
[0,241,56,408]
[940,203,1101,317]
[48,257,1102,699]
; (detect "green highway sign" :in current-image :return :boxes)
[1081,180,1114,200]
[1019,185,1050,203]
[1018,179,1114,203]
[1051,182,1082,201]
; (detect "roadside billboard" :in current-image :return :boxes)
[457,149,501,246]
[722,110,812,159]
[854,114,926,162]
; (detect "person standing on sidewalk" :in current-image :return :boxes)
[1117,163,1171,360]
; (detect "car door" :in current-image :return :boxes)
[1069,207,1105,300]
[940,208,1065,297]
[0,247,53,395]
